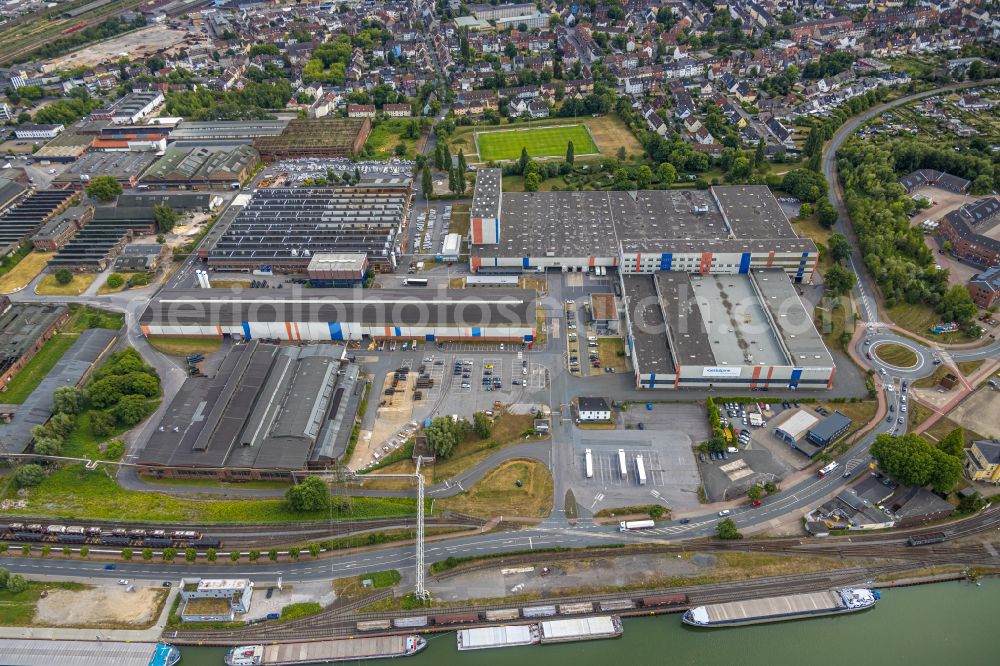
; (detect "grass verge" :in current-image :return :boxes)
[332,569,401,602]
[908,400,934,431]
[35,273,95,296]
[0,465,420,523]
[887,302,977,344]
[450,203,470,237]
[957,360,984,377]
[0,250,52,293]
[913,365,952,389]
[147,336,222,357]
[0,334,77,403]
[437,459,553,519]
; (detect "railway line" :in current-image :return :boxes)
[165,508,1000,643]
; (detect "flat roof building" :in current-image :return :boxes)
[206,185,412,272]
[139,287,538,343]
[253,117,370,161]
[140,144,257,189]
[804,411,853,452]
[169,120,289,144]
[52,151,158,188]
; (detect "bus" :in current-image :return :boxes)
[817,461,840,478]
[636,454,647,486]
[584,449,593,479]
[403,277,428,286]
[618,449,628,479]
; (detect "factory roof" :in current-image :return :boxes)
[169,120,289,142]
[622,274,675,376]
[140,288,537,328]
[655,271,715,366]
[139,342,357,470]
[52,151,157,184]
[753,268,834,367]
[470,167,502,221]
[307,253,369,275]
[141,144,257,183]
[469,184,814,258]
[687,272,787,367]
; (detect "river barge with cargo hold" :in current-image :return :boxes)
[683,588,878,628]
[223,636,426,665]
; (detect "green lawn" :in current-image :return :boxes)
[365,118,420,160]
[0,334,77,404]
[0,464,420,524]
[887,303,978,344]
[874,342,918,368]
[476,124,598,162]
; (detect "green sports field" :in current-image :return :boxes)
[475,124,599,162]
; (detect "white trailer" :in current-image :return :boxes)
[617,449,627,479]
[585,449,594,479]
[636,454,647,486]
[619,519,655,532]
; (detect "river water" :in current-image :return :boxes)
[175,578,998,665]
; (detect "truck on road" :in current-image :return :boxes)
[619,519,655,532]
[585,449,593,479]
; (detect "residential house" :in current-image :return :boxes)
[965,439,1000,484]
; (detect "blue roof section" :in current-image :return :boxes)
[148,643,180,666]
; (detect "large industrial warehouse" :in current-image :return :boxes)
[467,170,832,390]
[206,185,412,272]
[139,288,538,342]
[253,117,371,161]
[469,169,819,283]
[138,341,363,479]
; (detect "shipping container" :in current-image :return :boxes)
[636,454,647,486]
[558,602,594,615]
[522,605,558,619]
[617,449,627,479]
[357,620,392,632]
[484,609,520,622]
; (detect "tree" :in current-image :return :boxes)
[114,394,150,426]
[754,140,765,167]
[729,156,752,181]
[142,548,153,561]
[828,233,851,264]
[817,198,838,228]
[656,162,676,187]
[268,548,279,562]
[54,268,73,286]
[285,475,331,512]
[0,568,8,588]
[185,548,197,562]
[309,543,321,558]
[937,427,965,459]
[716,518,742,540]
[870,433,963,492]
[153,204,179,233]
[524,172,541,192]
[14,464,44,488]
[957,491,986,515]
[105,273,125,290]
[206,548,217,562]
[52,386,82,415]
[162,547,176,562]
[90,410,117,437]
[798,202,813,218]
[424,416,463,458]
[288,547,300,560]
[566,140,575,165]
[636,165,653,189]
[5,573,27,594]
[519,147,530,174]
[121,548,133,561]
[824,264,856,297]
[937,285,977,326]
[456,150,467,193]
[85,175,123,203]
[249,549,260,563]
[472,412,492,439]
[421,166,432,199]
[747,485,764,502]
[230,550,241,562]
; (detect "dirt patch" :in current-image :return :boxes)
[349,372,416,470]
[46,25,207,70]
[34,586,166,628]
[948,386,1000,440]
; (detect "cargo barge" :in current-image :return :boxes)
[682,588,879,628]
[457,624,541,650]
[539,615,624,643]
[223,636,426,665]
[0,639,180,666]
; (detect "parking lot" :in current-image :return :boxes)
[265,158,416,186]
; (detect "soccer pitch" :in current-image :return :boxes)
[474,124,599,162]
